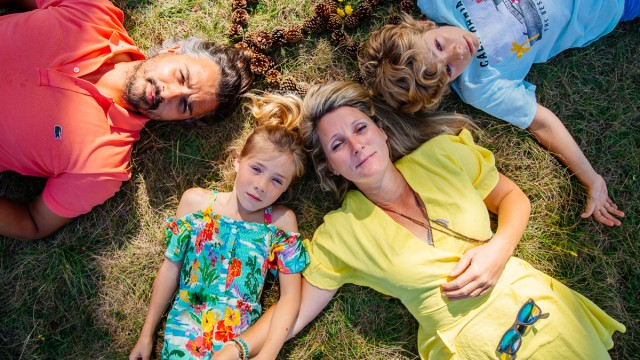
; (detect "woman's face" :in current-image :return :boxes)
[316,106,390,185]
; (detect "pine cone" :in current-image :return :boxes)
[303,16,327,34]
[313,3,333,19]
[232,9,249,25]
[352,71,364,84]
[231,0,247,10]
[330,29,348,46]
[283,25,304,44]
[344,15,360,29]
[366,0,380,6]
[322,0,338,13]
[246,0,259,4]
[271,27,286,47]
[354,2,373,20]
[386,14,402,25]
[234,42,251,53]
[280,76,298,92]
[250,52,273,75]
[246,30,273,52]
[326,13,342,31]
[296,82,310,98]
[399,0,416,14]
[264,69,281,87]
[227,23,244,40]
[344,41,360,58]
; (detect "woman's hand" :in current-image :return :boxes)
[442,173,530,301]
[441,239,510,300]
[129,336,153,360]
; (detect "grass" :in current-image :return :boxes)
[0,0,638,359]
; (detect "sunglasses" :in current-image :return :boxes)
[496,298,549,359]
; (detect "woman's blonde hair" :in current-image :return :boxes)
[360,15,449,114]
[302,81,474,202]
[223,92,305,202]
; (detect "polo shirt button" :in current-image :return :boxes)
[73,67,80,73]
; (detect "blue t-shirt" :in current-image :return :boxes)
[417,0,625,128]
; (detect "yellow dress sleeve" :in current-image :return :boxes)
[302,222,353,290]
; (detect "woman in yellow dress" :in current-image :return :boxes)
[218,81,625,359]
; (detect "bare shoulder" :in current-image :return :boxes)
[270,205,299,233]
[175,187,213,218]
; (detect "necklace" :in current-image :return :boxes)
[379,188,434,246]
[380,188,491,246]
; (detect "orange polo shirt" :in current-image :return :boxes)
[0,0,148,217]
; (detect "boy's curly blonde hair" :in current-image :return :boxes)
[360,15,450,114]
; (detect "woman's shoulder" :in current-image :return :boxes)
[403,129,477,160]
[269,205,298,233]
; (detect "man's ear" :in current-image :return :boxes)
[157,45,182,55]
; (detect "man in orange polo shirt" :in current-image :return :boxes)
[0,0,252,240]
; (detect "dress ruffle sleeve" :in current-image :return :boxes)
[164,217,193,262]
[267,229,309,275]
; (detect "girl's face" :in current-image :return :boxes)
[316,106,390,186]
[234,149,295,213]
[420,26,479,82]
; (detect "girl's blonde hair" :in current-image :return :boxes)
[302,81,474,202]
[360,15,449,114]
[223,92,305,202]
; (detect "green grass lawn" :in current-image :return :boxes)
[1,0,638,358]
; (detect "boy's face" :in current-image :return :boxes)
[420,26,479,82]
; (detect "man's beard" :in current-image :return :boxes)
[124,61,161,115]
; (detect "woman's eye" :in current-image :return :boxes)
[331,142,343,151]
[356,125,367,133]
[435,40,442,51]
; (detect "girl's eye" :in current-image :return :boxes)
[273,178,283,186]
[250,166,261,174]
[435,40,443,51]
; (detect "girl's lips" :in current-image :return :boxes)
[247,193,261,202]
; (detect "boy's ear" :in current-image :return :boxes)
[157,45,182,55]
[234,157,240,173]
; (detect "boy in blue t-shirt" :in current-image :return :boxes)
[361,0,639,226]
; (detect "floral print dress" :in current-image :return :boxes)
[161,191,309,359]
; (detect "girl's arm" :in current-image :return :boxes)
[129,258,182,360]
[214,278,337,359]
[441,173,530,300]
[252,272,301,359]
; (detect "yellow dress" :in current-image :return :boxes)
[302,130,625,359]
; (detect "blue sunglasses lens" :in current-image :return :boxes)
[516,302,540,325]
[498,329,522,354]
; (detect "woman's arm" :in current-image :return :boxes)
[214,278,337,359]
[441,173,530,300]
[129,258,182,360]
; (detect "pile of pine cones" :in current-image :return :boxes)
[227,0,417,96]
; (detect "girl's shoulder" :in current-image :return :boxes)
[269,205,298,233]
[175,187,216,219]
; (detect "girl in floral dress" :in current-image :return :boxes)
[130,93,309,360]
